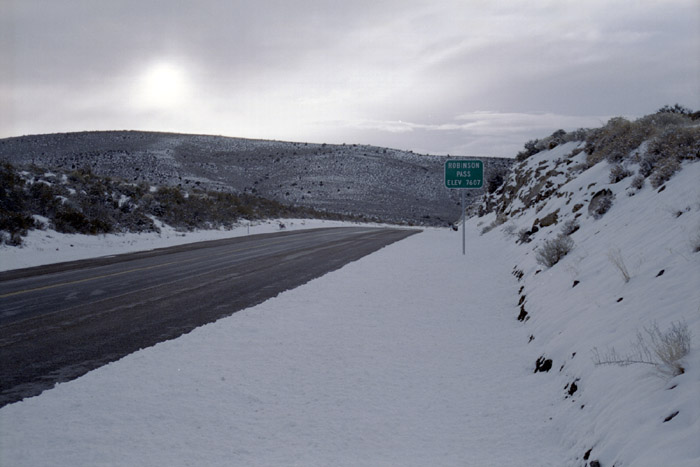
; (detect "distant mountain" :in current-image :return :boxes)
[0,131,512,226]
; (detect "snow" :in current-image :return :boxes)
[483,157,700,466]
[0,218,362,272]
[1,152,699,466]
[0,225,566,466]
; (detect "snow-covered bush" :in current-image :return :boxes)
[584,111,697,170]
[609,163,632,183]
[629,174,645,190]
[502,223,517,237]
[535,234,574,267]
[516,139,542,161]
[561,218,580,236]
[0,161,357,244]
[515,129,575,161]
[649,156,681,188]
[480,213,507,235]
[585,117,655,166]
[517,228,532,244]
[642,126,700,188]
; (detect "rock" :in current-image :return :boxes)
[534,356,552,373]
[588,189,614,219]
[664,410,679,422]
[568,380,578,396]
[517,305,529,322]
[538,209,560,228]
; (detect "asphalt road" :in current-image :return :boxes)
[0,226,419,407]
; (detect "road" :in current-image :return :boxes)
[0,226,419,407]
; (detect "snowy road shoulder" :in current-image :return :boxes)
[0,228,564,467]
[0,218,373,272]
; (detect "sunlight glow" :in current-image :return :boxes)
[133,61,190,111]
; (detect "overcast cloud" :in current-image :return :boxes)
[1,0,698,156]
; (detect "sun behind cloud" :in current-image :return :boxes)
[132,61,191,111]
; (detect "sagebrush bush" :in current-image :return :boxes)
[649,156,681,188]
[480,213,507,235]
[517,228,532,244]
[516,139,541,161]
[607,247,631,283]
[515,129,575,161]
[585,117,656,166]
[629,174,645,190]
[0,160,358,244]
[502,223,517,237]
[536,234,574,267]
[657,103,694,116]
[593,321,692,377]
[485,165,510,194]
[561,218,580,236]
[641,125,700,187]
[609,163,632,183]
[584,110,697,170]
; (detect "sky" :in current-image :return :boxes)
[1,0,698,157]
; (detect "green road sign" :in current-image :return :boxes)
[444,159,483,189]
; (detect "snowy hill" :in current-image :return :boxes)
[0,131,512,226]
[474,129,700,465]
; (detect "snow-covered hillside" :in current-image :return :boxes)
[0,131,698,466]
[476,141,700,466]
[0,131,512,226]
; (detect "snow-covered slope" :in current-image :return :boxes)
[477,141,700,466]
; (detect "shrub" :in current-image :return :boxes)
[486,165,510,194]
[639,125,699,183]
[607,247,631,283]
[585,117,655,166]
[657,103,694,115]
[593,321,692,377]
[609,164,632,183]
[0,211,34,245]
[517,228,532,244]
[536,234,574,267]
[629,174,645,190]
[516,139,541,161]
[480,214,507,235]
[561,218,580,236]
[502,223,517,237]
[562,128,591,144]
[54,208,91,233]
[649,156,681,188]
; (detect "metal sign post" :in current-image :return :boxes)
[444,159,484,255]
[461,189,466,255]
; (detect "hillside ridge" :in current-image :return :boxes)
[0,130,512,226]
